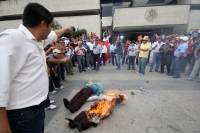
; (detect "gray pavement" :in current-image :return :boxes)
[44,62,200,133]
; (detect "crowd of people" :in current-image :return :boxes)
[44,30,200,109]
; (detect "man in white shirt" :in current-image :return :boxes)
[0,3,74,133]
[100,41,107,66]
[149,38,164,72]
[87,39,94,67]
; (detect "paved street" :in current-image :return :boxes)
[44,62,200,133]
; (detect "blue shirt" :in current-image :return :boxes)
[83,44,90,53]
[174,42,188,57]
[84,81,103,96]
[110,44,116,53]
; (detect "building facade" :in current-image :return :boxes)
[0,0,200,41]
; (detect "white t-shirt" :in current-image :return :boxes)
[120,35,124,40]
[87,42,94,50]
[152,41,164,53]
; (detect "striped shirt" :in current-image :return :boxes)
[123,43,130,50]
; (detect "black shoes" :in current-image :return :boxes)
[82,69,86,71]
[63,98,69,109]
[167,74,173,76]
[132,68,135,70]
[63,98,75,113]
[127,68,130,70]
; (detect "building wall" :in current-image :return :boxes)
[0,15,101,37]
[0,0,100,17]
[178,0,200,4]
[187,10,200,31]
[113,5,190,29]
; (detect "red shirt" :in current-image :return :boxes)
[123,43,130,50]
[187,40,193,53]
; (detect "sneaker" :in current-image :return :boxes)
[186,77,193,81]
[140,74,144,77]
[55,86,64,90]
[127,68,130,70]
[49,90,57,94]
[155,70,159,72]
[132,68,135,70]
[88,67,90,70]
[50,100,55,104]
[136,72,140,75]
[45,104,57,110]
[82,69,86,71]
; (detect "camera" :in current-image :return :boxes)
[72,27,77,32]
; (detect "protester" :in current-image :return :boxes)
[159,39,174,74]
[82,40,90,69]
[101,41,107,66]
[168,36,188,78]
[185,38,200,76]
[75,41,87,73]
[92,40,102,71]
[137,36,151,76]
[186,44,200,81]
[115,41,123,70]
[149,38,164,72]
[65,44,74,75]
[127,41,138,70]
[122,39,130,65]
[87,39,95,67]
[0,3,74,133]
[110,41,117,66]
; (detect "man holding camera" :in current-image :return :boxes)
[0,3,74,133]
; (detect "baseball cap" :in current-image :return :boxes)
[53,49,61,53]
[180,36,188,41]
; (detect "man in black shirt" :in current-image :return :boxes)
[159,39,174,74]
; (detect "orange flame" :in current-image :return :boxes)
[85,93,125,123]
[107,90,119,96]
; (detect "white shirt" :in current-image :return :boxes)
[102,45,107,53]
[128,45,138,56]
[64,39,69,46]
[0,24,57,110]
[87,42,94,50]
[65,48,74,58]
[152,41,164,53]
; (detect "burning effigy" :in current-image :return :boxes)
[66,90,128,132]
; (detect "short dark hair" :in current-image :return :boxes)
[23,3,53,27]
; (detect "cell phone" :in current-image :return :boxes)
[72,27,77,32]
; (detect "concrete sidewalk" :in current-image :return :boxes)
[44,63,200,133]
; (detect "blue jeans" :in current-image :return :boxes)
[170,56,184,77]
[116,55,121,69]
[89,55,94,66]
[84,52,89,67]
[122,50,128,64]
[138,57,148,74]
[7,105,45,133]
[111,52,117,65]
[150,52,161,71]
[77,55,85,71]
[128,56,136,69]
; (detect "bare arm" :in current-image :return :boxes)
[54,26,74,38]
[47,58,69,64]
[0,108,11,133]
[140,48,149,52]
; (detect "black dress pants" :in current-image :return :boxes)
[93,54,100,70]
[69,87,93,111]
[160,54,172,74]
[68,111,96,130]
